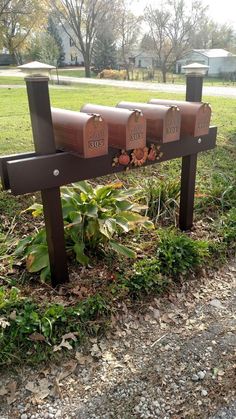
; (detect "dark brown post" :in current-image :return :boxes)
[179,63,208,230]
[25,76,69,286]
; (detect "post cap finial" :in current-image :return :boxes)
[182,62,209,76]
[18,61,56,78]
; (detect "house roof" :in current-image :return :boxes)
[193,49,234,58]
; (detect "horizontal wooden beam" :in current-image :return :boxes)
[0,152,35,190]
[4,127,217,196]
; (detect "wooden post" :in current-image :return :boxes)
[179,74,204,231]
[25,77,69,286]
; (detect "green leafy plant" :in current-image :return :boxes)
[15,181,153,278]
[124,257,168,297]
[156,229,209,277]
[0,286,110,366]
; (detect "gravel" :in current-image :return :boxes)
[0,262,235,419]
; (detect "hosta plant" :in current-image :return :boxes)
[15,181,153,279]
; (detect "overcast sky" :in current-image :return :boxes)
[132,0,236,27]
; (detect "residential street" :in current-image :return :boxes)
[1,68,236,98]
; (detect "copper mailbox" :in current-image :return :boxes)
[148,99,211,137]
[117,101,181,143]
[80,104,146,150]
[51,108,108,158]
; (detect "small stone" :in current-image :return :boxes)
[209,299,225,309]
[201,389,208,396]
[21,415,28,419]
[55,410,62,418]
[197,371,206,380]
[191,374,199,381]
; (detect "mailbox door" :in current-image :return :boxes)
[163,108,181,142]
[194,105,211,137]
[126,114,146,150]
[84,118,108,158]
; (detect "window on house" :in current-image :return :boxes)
[69,37,75,46]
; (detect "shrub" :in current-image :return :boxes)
[15,181,153,279]
[124,257,168,296]
[98,69,127,80]
[156,229,209,277]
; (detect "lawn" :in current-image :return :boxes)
[0,82,235,366]
[0,83,235,184]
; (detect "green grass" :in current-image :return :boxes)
[0,84,235,223]
[0,83,235,189]
[0,76,25,85]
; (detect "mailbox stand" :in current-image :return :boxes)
[26,77,69,286]
[0,63,216,287]
[179,62,209,230]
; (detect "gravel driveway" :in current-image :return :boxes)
[0,261,235,419]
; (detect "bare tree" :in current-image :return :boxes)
[0,0,11,17]
[51,0,120,77]
[192,19,235,50]
[116,2,141,80]
[145,0,208,82]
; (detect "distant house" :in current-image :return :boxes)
[129,51,158,69]
[58,26,84,66]
[176,49,236,77]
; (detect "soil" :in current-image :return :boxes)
[0,260,235,419]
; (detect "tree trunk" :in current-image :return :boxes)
[162,68,167,83]
[85,63,91,78]
[84,54,91,78]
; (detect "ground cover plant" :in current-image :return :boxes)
[0,83,235,366]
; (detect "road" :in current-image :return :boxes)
[1,68,236,98]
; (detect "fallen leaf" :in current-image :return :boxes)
[53,332,77,352]
[7,381,17,405]
[75,352,92,365]
[0,317,10,329]
[0,386,8,397]
[9,311,17,321]
[58,361,77,382]
[29,333,46,342]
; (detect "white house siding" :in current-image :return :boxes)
[176,50,236,76]
[58,26,84,66]
[132,52,158,68]
[209,57,236,76]
[176,52,208,73]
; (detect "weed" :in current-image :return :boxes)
[0,286,110,366]
[124,257,169,297]
[156,229,209,278]
[144,178,180,225]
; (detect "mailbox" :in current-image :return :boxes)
[148,99,211,137]
[117,101,181,143]
[80,104,146,150]
[51,108,108,158]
